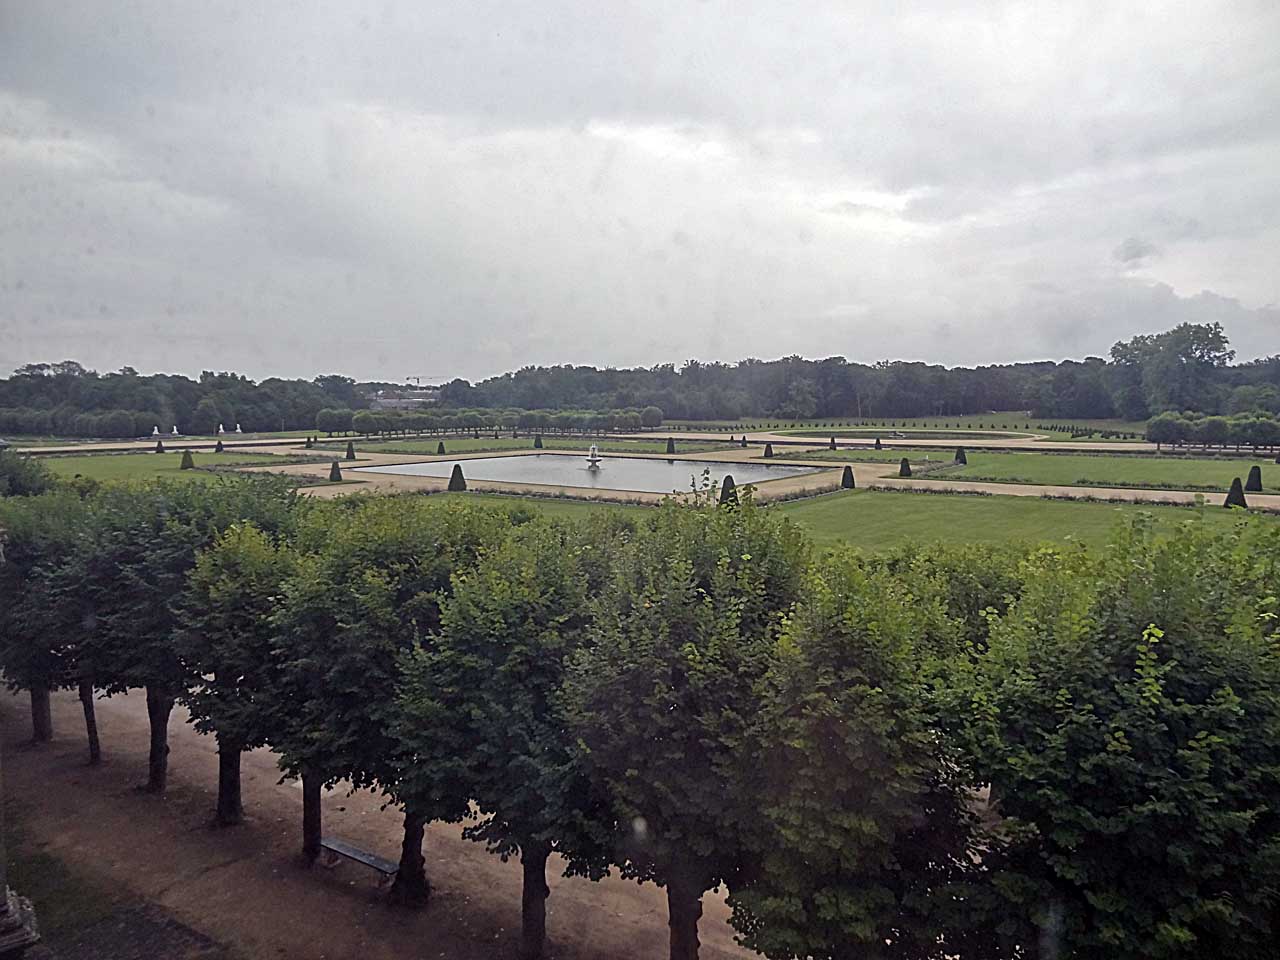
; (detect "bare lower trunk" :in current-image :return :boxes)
[520,843,551,959]
[143,684,175,793]
[666,873,704,960]
[301,770,322,865]
[215,737,243,826]
[389,809,430,906]
[79,679,101,764]
[29,683,52,742]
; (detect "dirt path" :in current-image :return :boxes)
[3,690,752,960]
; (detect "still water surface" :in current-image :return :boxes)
[353,453,823,494]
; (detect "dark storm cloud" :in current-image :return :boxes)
[1,1,1278,381]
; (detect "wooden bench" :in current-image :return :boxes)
[319,836,398,885]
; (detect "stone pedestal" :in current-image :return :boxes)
[0,888,39,957]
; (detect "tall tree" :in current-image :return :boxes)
[177,522,298,825]
[563,499,809,960]
[396,519,615,958]
[271,496,509,897]
[729,550,987,959]
[959,517,1280,958]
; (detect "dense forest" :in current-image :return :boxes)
[2,323,1277,437]
[441,322,1278,421]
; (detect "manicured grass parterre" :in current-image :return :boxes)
[41,452,287,483]
[437,489,1269,552]
[789,447,972,463]
[775,489,1266,550]
[929,450,1277,493]
[668,414,1148,441]
[782,429,1029,441]
[329,437,735,456]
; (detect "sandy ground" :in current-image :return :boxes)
[3,689,752,960]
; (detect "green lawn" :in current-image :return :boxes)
[327,437,735,456]
[930,451,1277,493]
[775,489,1264,550]
[787,447,977,463]
[42,452,287,483]
[668,414,1148,440]
[435,488,1267,552]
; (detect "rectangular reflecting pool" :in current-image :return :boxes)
[353,453,824,494]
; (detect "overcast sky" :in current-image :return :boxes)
[2,1,1277,382]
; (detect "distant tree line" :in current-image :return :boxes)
[434,323,1277,422]
[3,463,1280,960]
[320,406,666,438]
[4,323,1278,439]
[0,363,367,437]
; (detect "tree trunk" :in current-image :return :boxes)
[301,770,322,865]
[215,736,244,826]
[143,684,175,793]
[666,873,705,960]
[79,679,101,764]
[29,683,52,742]
[520,843,552,959]
[389,809,430,906]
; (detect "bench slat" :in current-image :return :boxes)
[320,836,398,875]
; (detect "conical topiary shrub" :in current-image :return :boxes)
[740,436,748,448]
[1245,465,1263,492]
[534,435,543,449]
[763,443,774,459]
[899,458,912,478]
[1225,477,1247,508]
[473,430,480,440]
[345,440,356,461]
[305,436,313,449]
[437,441,446,455]
[329,460,343,482]
[829,436,836,450]
[719,475,737,506]
[179,449,195,470]
[666,437,675,455]
[874,437,882,450]
[955,446,967,465]
[841,465,855,489]
[448,463,466,491]
[155,440,165,454]
[215,440,224,453]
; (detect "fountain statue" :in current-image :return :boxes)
[171,425,180,435]
[217,424,225,435]
[151,426,160,437]
[586,444,603,470]
[235,423,243,434]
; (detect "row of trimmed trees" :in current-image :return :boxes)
[319,406,666,438]
[1146,411,1280,451]
[4,478,1280,959]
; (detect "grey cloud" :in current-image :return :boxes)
[1,2,1278,380]
[1114,237,1161,264]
